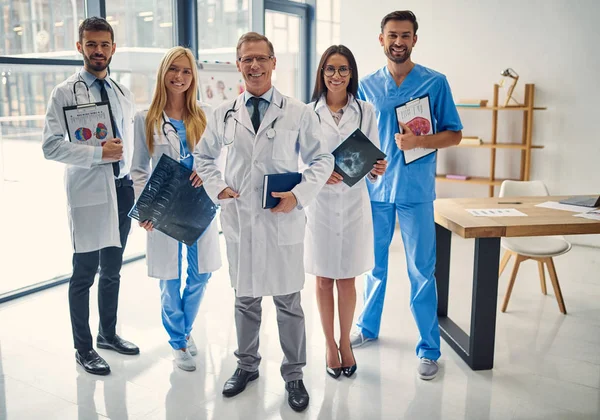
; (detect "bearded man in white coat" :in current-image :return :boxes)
[194,32,333,412]
[42,17,139,376]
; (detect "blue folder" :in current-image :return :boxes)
[262,172,302,209]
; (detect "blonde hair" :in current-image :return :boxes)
[145,47,207,155]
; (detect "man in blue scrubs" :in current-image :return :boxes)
[352,10,463,380]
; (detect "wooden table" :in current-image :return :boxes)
[434,196,600,370]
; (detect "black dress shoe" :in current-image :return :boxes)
[326,349,342,379]
[76,349,111,375]
[326,364,342,379]
[222,368,259,397]
[97,334,140,355]
[285,379,309,412]
[342,345,357,378]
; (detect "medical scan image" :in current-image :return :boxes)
[335,150,366,177]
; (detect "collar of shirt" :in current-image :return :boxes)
[244,86,274,105]
[314,92,359,115]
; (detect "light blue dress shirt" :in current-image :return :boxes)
[243,86,274,125]
[80,69,125,168]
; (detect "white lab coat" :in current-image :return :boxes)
[42,71,135,253]
[304,95,380,278]
[194,88,334,297]
[130,106,222,280]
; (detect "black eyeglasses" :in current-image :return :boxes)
[322,66,351,77]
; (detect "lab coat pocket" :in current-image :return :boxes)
[277,209,306,245]
[66,166,109,208]
[272,129,299,160]
[220,200,240,243]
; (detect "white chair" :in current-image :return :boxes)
[498,180,571,314]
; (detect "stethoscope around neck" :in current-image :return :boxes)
[161,113,191,160]
[313,95,363,130]
[72,72,125,105]
[222,96,284,145]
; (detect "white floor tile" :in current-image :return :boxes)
[0,234,599,419]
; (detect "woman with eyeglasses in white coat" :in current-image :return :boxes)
[130,47,221,372]
[305,45,387,379]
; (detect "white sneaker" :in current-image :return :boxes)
[172,349,196,371]
[186,335,198,356]
[350,331,376,348]
[417,358,438,380]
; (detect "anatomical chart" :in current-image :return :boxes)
[394,94,437,164]
[63,102,115,148]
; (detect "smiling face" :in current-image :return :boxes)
[164,55,194,97]
[379,19,417,64]
[323,53,352,95]
[77,30,116,76]
[236,40,276,96]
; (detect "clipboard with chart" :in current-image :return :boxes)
[63,101,118,163]
[395,94,437,164]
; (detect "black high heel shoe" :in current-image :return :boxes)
[326,349,342,379]
[341,345,357,377]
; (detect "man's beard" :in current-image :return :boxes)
[385,46,411,64]
[83,53,112,72]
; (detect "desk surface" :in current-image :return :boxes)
[434,196,600,238]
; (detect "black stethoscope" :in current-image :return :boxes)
[72,72,125,105]
[313,96,363,130]
[161,113,191,160]
[223,96,284,145]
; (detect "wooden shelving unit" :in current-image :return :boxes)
[437,83,546,196]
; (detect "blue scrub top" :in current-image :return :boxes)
[358,64,463,203]
[169,118,193,169]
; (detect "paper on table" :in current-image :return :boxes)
[573,209,600,221]
[536,201,597,213]
[467,208,527,217]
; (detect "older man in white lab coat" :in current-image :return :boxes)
[194,32,333,412]
[42,17,139,376]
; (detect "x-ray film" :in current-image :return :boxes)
[332,129,386,187]
[129,154,217,245]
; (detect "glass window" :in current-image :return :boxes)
[0,0,85,58]
[0,63,79,295]
[265,10,301,99]
[315,0,340,56]
[197,0,250,63]
[105,1,176,108]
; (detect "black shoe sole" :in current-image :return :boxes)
[97,342,140,355]
[222,371,259,397]
[76,358,111,376]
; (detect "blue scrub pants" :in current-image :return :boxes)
[357,201,441,361]
[159,241,211,350]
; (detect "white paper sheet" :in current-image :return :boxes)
[574,209,600,221]
[466,208,527,217]
[535,201,597,213]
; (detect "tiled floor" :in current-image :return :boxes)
[1,233,599,419]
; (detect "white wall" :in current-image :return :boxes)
[341,0,600,247]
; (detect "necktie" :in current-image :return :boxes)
[98,80,120,177]
[250,97,262,133]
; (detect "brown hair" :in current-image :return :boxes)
[311,45,359,102]
[79,17,114,43]
[236,32,275,59]
[380,10,418,34]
